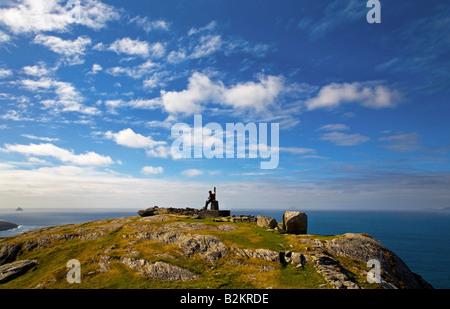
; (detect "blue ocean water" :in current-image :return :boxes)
[1,208,449,289]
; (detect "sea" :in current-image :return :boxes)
[1,207,449,289]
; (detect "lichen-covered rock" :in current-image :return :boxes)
[0,260,37,284]
[257,216,277,229]
[0,243,20,265]
[233,247,280,262]
[99,255,198,281]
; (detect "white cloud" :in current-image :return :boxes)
[131,16,170,32]
[190,34,222,59]
[127,99,162,110]
[0,68,12,79]
[149,42,165,58]
[146,115,177,130]
[91,63,103,74]
[141,166,164,175]
[104,98,162,114]
[2,143,115,166]
[143,72,167,89]
[317,124,350,131]
[0,0,119,34]
[160,72,285,116]
[105,128,165,149]
[1,110,33,122]
[108,37,164,58]
[225,38,274,58]
[109,37,149,57]
[22,62,52,77]
[320,132,370,146]
[221,75,284,112]
[0,30,10,43]
[21,134,59,142]
[306,82,402,110]
[105,128,170,159]
[185,22,273,59]
[33,34,91,65]
[167,49,187,64]
[188,21,217,36]
[106,60,157,79]
[279,147,316,155]
[181,169,204,177]
[379,132,422,153]
[161,72,220,115]
[20,77,100,115]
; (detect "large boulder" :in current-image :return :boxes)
[257,216,277,229]
[282,211,307,234]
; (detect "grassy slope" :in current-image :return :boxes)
[0,215,375,289]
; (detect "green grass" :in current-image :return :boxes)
[0,215,378,289]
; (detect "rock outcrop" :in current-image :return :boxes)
[99,255,198,281]
[325,233,433,289]
[311,254,360,289]
[0,260,37,284]
[0,243,20,265]
[257,216,277,229]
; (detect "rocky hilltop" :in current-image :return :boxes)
[0,207,432,289]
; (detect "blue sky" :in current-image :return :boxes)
[0,0,449,211]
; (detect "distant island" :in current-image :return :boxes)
[15,207,23,211]
[0,221,19,232]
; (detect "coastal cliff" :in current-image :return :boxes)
[0,208,432,289]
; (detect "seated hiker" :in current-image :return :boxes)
[203,190,215,210]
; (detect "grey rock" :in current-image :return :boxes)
[119,256,198,281]
[312,254,360,289]
[0,243,21,266]
[257,216,277,229]
[131,231,227,264]
[229,215,257,223]
[138,206,202,217]
[233,248,280,262]
[0,260,37,284]
[282,211,307,234]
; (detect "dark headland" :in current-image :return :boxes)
[0,221,19,232]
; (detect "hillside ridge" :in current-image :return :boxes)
[0,208,433,289]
